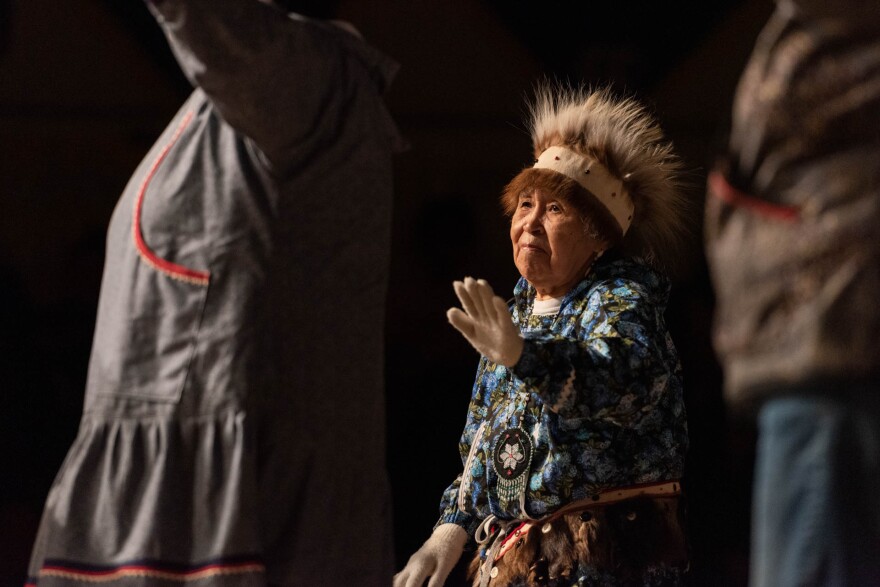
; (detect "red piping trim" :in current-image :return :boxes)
[133,111,210,286]
[708,171,800,223]
[497,521,528,550]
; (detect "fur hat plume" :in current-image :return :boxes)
[503,83,690,272]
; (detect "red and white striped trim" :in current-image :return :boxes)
[37,559,265,583]
[132,110,210,286]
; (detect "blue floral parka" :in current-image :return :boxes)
[438,257,688,538]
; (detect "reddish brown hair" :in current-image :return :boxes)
[500,167,623,243]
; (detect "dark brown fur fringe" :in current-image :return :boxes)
[468,497,687,586]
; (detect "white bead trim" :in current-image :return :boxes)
[533,146,634,235]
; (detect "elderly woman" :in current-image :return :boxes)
[395,87,690,587]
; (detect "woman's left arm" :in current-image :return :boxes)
[511,284,677,425]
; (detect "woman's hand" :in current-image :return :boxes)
[447,277,523,368]
[393,524,468,587]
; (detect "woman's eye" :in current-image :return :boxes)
[519,200,532,209]
[548,204,562,213]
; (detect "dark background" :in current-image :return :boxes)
[0,0,770,584]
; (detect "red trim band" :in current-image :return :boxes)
[133,111,210,286]
[708,171,800,223]
[39,558,265,583]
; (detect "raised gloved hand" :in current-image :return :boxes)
[447,277,524,368]
[393,523,469,587]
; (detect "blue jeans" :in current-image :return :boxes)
[751,394,880,587]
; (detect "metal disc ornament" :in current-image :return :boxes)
[492,426,533,510]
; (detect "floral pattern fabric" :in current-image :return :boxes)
[438,256,688,537]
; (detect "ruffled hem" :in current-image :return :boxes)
[26,556,265,587]
[27,410,264,586]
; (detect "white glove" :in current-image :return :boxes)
[393,523,469,587]
[447,277,524,368]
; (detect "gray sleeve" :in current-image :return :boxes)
[146,0,352,168]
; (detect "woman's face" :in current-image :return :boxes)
[510,188,604,300]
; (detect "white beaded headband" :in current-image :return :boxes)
[533,146,634,236]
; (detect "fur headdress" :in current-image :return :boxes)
[502,84,690,272]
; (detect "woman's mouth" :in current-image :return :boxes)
[521,243,546,254]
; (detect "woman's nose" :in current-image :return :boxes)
[522,208,544,233]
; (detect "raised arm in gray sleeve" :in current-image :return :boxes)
[146,0,357,169]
